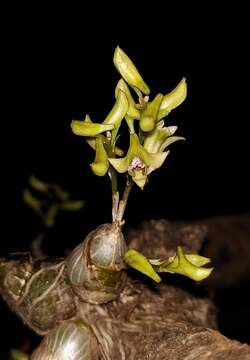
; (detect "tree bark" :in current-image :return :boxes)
[77,215,250,359]
[2,214,250,359]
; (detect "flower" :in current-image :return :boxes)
[109,133,168,189]
[71,115,114,137]
[139,93,163,132]
[153,246,214,281]
[113,47,150,95]
[90,135,109,176]
[115,79,140,120]
[158,77,187,120]
[144,120,185,174]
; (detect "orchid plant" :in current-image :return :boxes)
[71,47,213,284]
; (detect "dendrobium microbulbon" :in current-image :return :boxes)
[70,46,213,284]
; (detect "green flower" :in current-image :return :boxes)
[103,88,129,145]
[123,249,161,283]
[158,77,187,120]
[113,47,150,95]
[151,246,213,281]
[139,93,163,132]
[71,115,114,137]
[144,121,185,174]
[90,135,109,176]
[109,133,168,189]
[115,79,140,120]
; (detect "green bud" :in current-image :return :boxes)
[103,88,129,126]
[29,175,48,192]
[90,136,109,176]
[158,77,187,120]
[115,79,140,119]
[71,120,114,137]
[140,93,163,132]
[113,47,150,95]
[124,249,161,283]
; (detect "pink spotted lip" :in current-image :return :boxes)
[129,156,146,171]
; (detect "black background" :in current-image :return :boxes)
[1,3,250,355]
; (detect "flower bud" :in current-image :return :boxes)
[113,47,150,95]
[90,136,109,176]
[158,77,187,119]
[124,249,161,283]
[71,120,113,137]
[115,79,140,119]
[140,93,163,132]
[103,89,129,126]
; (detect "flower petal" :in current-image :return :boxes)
[130,169,148,190]
[115,79,140,119]
[139,93,163,132]
[113,47,150,95]
[140,148,169,170]
[146,151,170,175]
[90,136,109,176]
[157,246,213,281]
[159,136,185,152]
[103,89,129,126]
[71,121,113,137]
[124,249,161,283]
[109,156,131,173]
[158,77,187,119]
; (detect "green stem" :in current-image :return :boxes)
[106,133,119,222]
[110,166,118,195]
[117,176,133,222]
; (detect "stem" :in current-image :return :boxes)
[109,167,119,222]
[110,166,118,195]
[117,176,133,222]
[106,132,119,222]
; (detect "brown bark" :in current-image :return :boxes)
[127,213,250,288]
[2,215,250,359]
[78,215,250,359]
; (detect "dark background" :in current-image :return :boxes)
[1,4,249,356]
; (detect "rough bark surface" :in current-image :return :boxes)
[1,215,250,359]
[77,215,250,359]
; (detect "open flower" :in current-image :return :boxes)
[150,246,213,281]
[144,120,185,174]
[109,133,168,189]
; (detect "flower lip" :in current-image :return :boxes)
[129,156,145,171]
